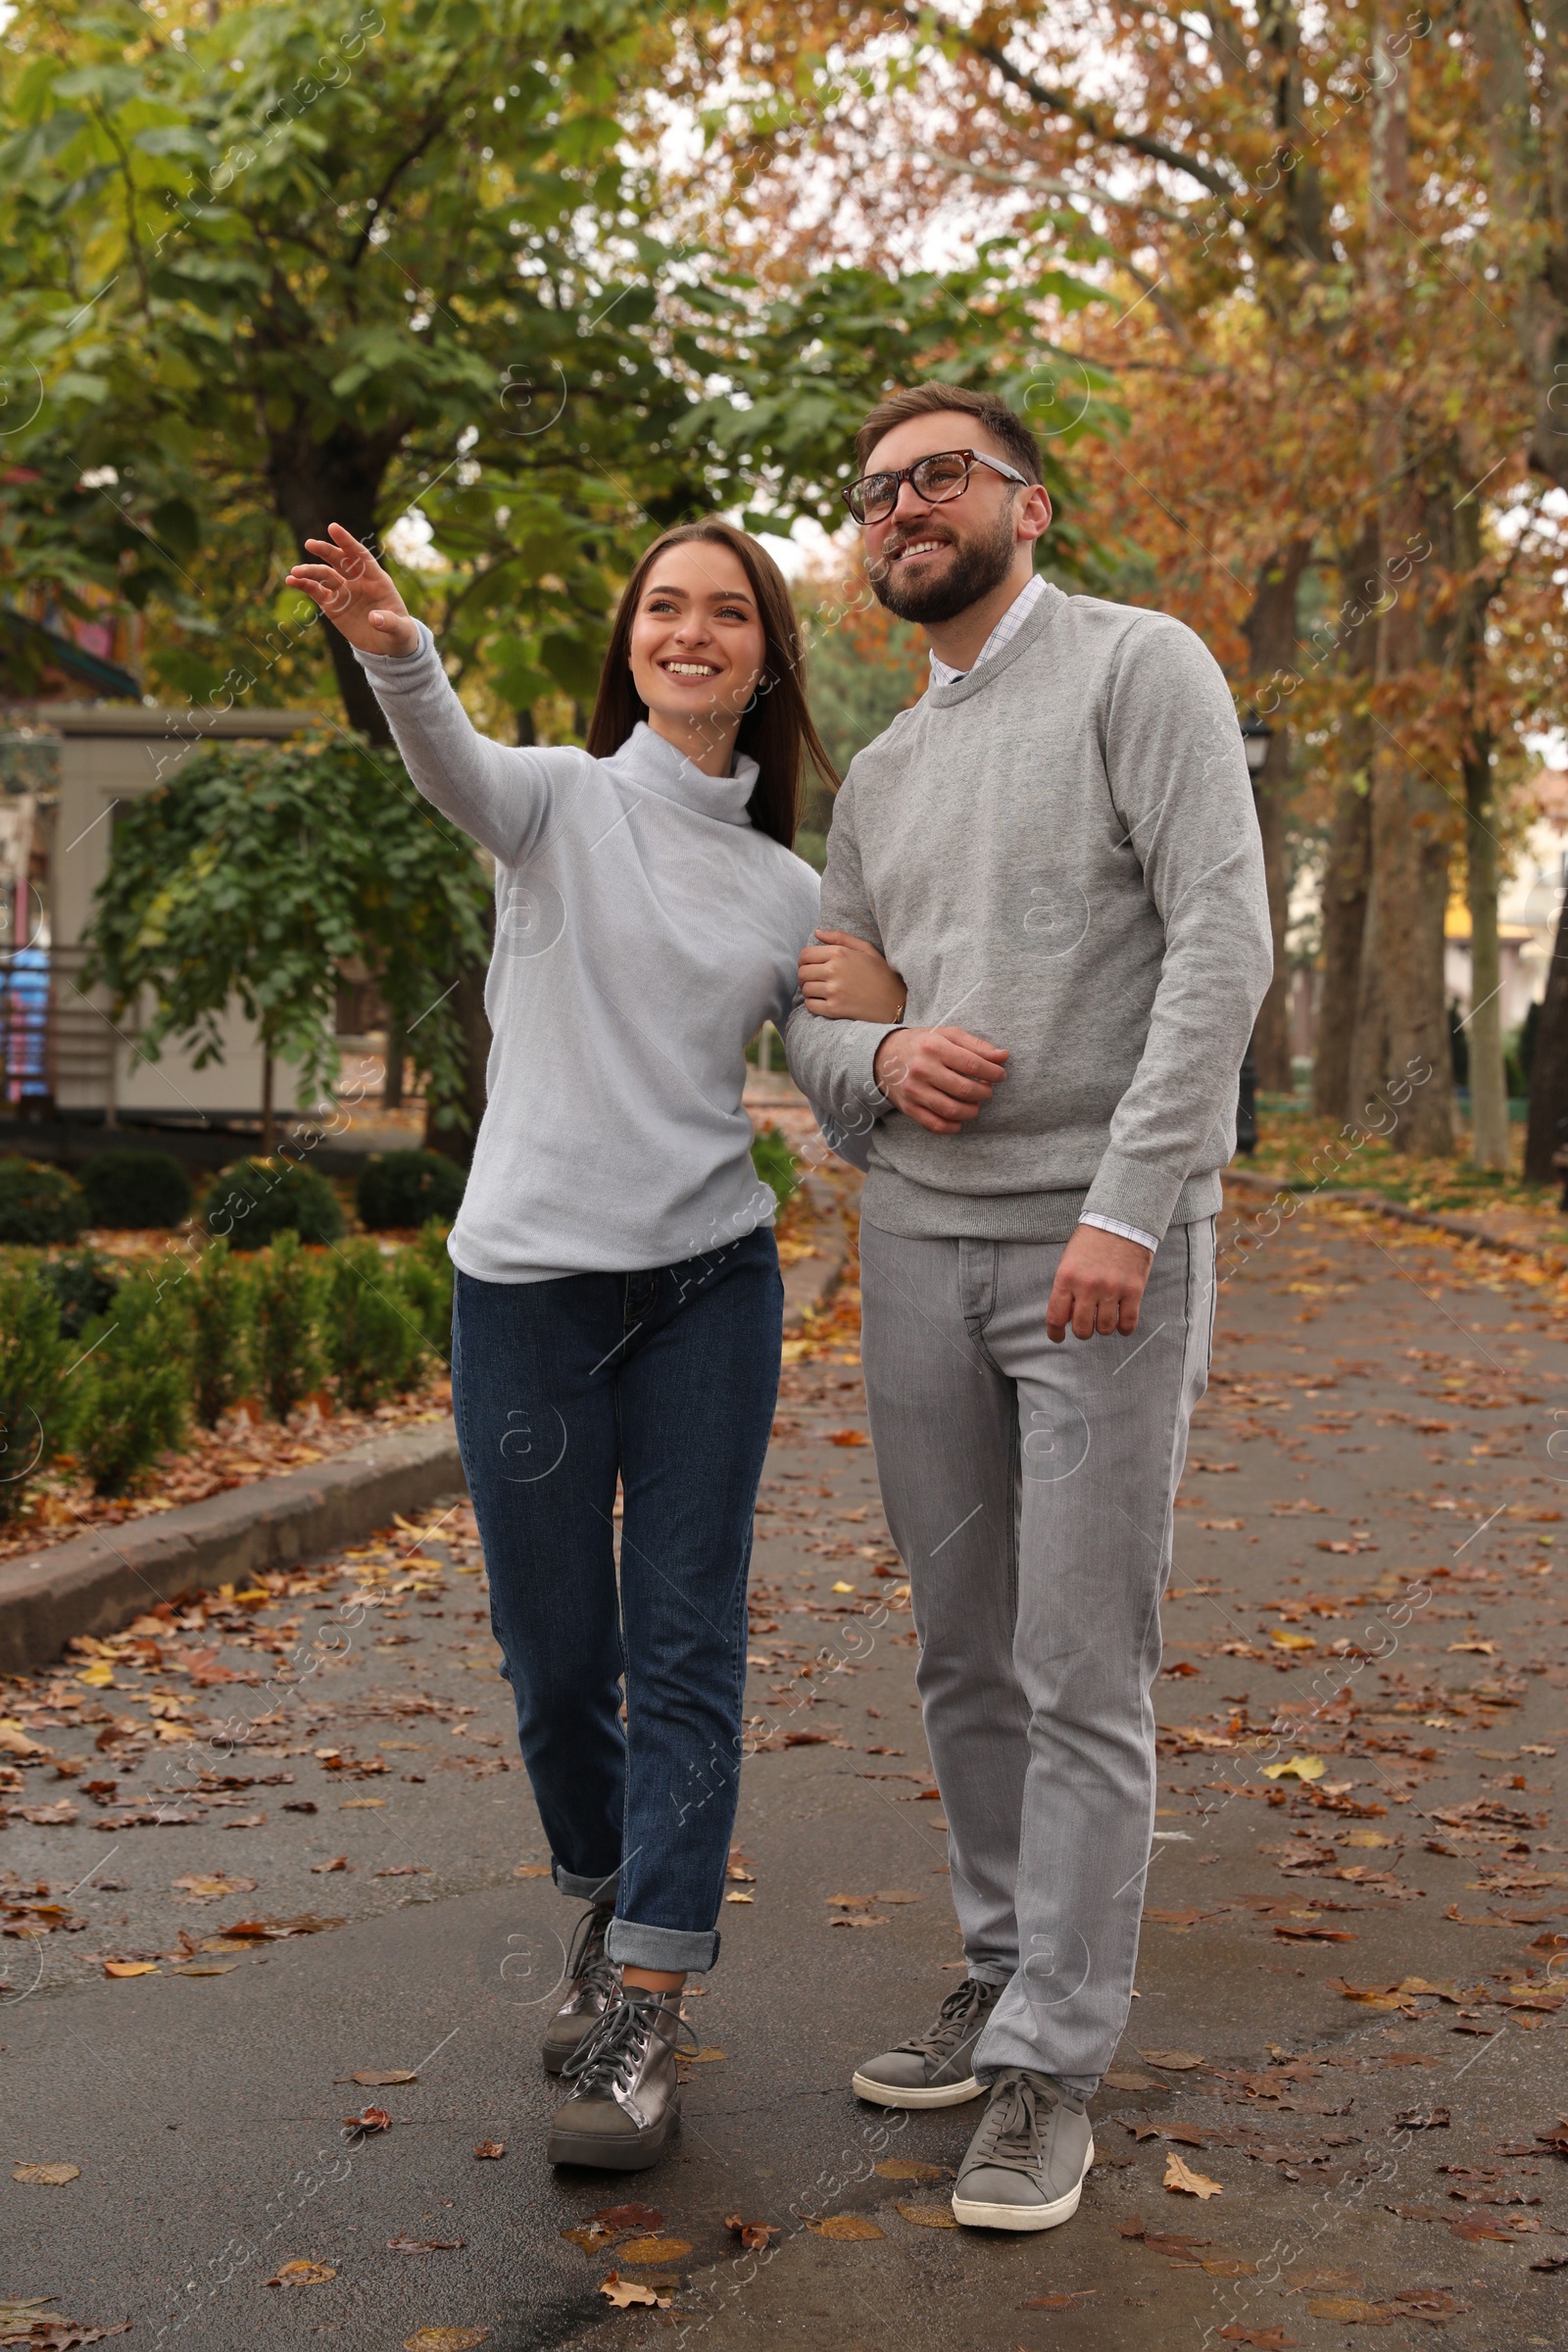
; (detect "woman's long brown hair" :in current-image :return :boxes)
[585,519,839,849]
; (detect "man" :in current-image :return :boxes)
[786,385,1271,2233]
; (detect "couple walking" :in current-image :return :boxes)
[289,384,1270,2231]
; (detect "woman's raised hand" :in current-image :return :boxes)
[285,523,419,657]
[798,929,906,1024]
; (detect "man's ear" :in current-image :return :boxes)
[1018,484,1054,547]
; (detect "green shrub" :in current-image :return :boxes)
[356,1149,466,1232]
[73,1269,191,1497]
[0,1157,87,1246]
[750,1125,797,1210]
[202,1155,345,1250]
[41,1250,120,1341]
[324,1238,423,1408]
[78,1148,192,1230]
[398,1221,454,1363]
[252,1231,322,1418]
[0,1258,79,1522]
[187,1238,254,1427]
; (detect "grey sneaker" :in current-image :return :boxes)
[851,1976,1003,2108]
[547,1987,693,2171]
[541,1904,618,2076]
[951,2069,1094,2231]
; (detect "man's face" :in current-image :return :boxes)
[858,414,1041,625]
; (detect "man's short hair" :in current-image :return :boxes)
[854,384,1043,485]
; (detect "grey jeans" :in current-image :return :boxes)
[858,1215,1215,2094]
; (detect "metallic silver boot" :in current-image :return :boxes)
[540,1904,617,2076]
[547,1986,692,2171]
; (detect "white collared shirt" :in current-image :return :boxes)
[928,573,1159,1258]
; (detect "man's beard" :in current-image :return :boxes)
[868,507,1018,625]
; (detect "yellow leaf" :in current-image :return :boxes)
[266,2259,337,2287]
[1261,1754,1325,1782]
[103,1960,160,1979]
[895,2202,956,2229]
[75,1664,116,1688]
[1269,1630,1316,1651]
[1343,1828,1394,1847]
[807,2214,885,2240]
[339,1796,386,1808]
[613,2236,692,2264]
[12,2163,79,2184]
[156,1721,197,1742]
[723,1890,754,1903]
[1164,2151,1223,2199]
[831,1581,857,1593]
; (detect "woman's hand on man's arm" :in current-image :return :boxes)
[798,929,906,1023]
[286,523,420,657]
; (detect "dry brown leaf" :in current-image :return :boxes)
[1216,2330,1298,2348]
[613,2236,691,2264]
[386,2237,465,2254]
[599,2274,666,2309]
[1141,2049,1204,2071]
[1023,2291,1099,2310]
[312,1855,349,1875]
[473,2141,506,2160]
[342,2106,392,2133]
[339,2070,417,2086]
[895,2202,956,2229]
[561,2224,616,2256]
[1102,2072,1159,2092]
[591,2201,662,2230]
[873,2159,946,2182]
[220,1914,344,1939]
[513,1863,551,1878]
[171,1874,256,1900]
[171,1961,237,1977]
[265,2260,336,2287]
[724,2215,779,2250]
[827,1429,869,1446]
[807,2214,884,2240]
[1164,2152,1224,2200]
[11,2163,79,2185]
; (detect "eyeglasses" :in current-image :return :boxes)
[841,447,1030,526]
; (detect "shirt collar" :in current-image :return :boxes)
[927,574,1047,689]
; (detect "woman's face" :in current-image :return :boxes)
[627,541,768,746]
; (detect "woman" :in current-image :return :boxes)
[287,519,905,2171]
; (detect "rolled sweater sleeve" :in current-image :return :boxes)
[1080,620,1273,1241]
[355,623,561,867]
[782,773,897,1137]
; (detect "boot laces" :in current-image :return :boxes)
[564,1903,616,2005]
[899,1975,995,2060]
[563,1987,697,2096]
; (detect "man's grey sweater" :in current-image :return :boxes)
[784,581,1272,1246]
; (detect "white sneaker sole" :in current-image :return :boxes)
[950,2139,1094,2231]
[851,2069,985,2109]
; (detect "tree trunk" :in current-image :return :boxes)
[1312,773,1371,1121]
[383,1007,405,1110]
[424,953,491,1167]
[1526,890,1568,1183]
[268,426,402,747]
[261,1046,275,1157]
[1464,741,1510,1170]
[1243,541,1311,1092]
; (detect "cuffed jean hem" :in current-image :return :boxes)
[556,1864,620,1905]
[976,2066,1099,2102]
[607,1918,720,1974]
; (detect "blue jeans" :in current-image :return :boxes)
[452,1231,782,1972]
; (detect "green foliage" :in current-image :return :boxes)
[251,1231,321,1419]
[356,1150,467,1232]
[0,1257,79,1522]
[201,1156,345,1250]
[73,1269,191,1497]
[324,1238,423,1409]
[41,1250,119,1341]
[0,1157,87,1246]
[750,1126,797,1209]
[77,1149,193,1231]
[81,740,490,1117]
[187,1239,254,1429]
[398,1221,455,1363]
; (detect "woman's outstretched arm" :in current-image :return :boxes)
[286,524,557,868]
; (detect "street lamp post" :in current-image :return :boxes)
[1236,714,1275,1155]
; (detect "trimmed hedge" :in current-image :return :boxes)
[356,1149,466,1231]
[0,1156,87,1246]
[202,1155,345,1250]
[42,1250,119,1341]
[73,1268,191,1497]
[78,1148,192,1230]
[0,1257,79,1523]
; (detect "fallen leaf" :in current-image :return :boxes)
[1343,1829,1394,1848]
[171,1874,256,1900]
[807,2214,885,2240]
[613,2236,691,2264]
[1269,1630,1317,1649]
[724,2215,780,2249]
[873,2159,946,2182]
[102,1961,159,1979]
[1217,2331,1298,2348]
[1261,1755,1326,1782]
[343,2106,392,2133]
[220,1914,344,1939]
[171,1961,238,1977]
[722,1890,755,1904]
[339,1796,385,1808]
[513,1862,551,1878]
[599,2275,665,2309]
[896,2202,956,2229]
[473,2141,506,2159]
[827,1429,869,1446]
[266,2260,336,2286]
[592,2201,662,2230]
[1141,2049,1205,2071]
[1164,2152,1224,2199]
[829,1913,890,1928]
[1274,1925,1356,1942]
[831,1581,857,1593]
[1103,2072,1160,2092]
[75,1663,116,1688]
[386,2237,465,2254]
[403,2333,490,2350]
[1394,2107,1450,2131]
[312,1855,349,1875]
[12,2162,79,2184]
[561,2224,617,2255]
[340,2070,417,2086]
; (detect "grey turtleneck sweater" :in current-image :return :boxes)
[355,626,822,1283]
[784,581,1273,1246]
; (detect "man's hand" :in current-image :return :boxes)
[285,522,419,656]
[1046,1225,1153,1343]
[873,1026,1007,1134]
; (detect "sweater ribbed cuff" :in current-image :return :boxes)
[1080,1149,1187,1249]
[353,619,437,686]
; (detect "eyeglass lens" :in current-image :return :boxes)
[856,451,972,521]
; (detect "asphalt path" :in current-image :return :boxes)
[4,1194,1567,2351]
